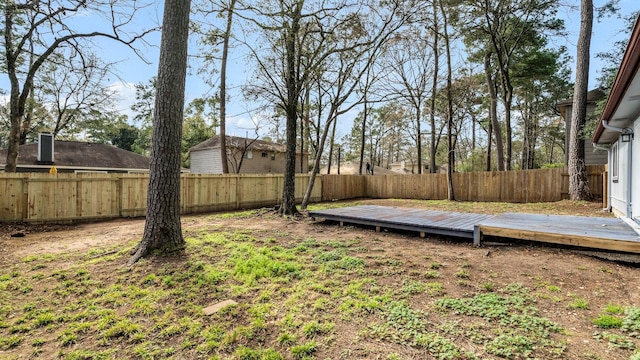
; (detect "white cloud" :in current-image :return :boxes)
[107,81,137,121]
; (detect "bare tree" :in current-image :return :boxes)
[382,28,434,174]
[129,0,191,264]
[244,0,409,214]
[36,52,117,139]
[2,0,154,172]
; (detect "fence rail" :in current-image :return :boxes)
[0,166,605,223]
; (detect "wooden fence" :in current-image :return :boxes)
[0,166,605,223]
[322,165,605,203]
[0,173,322,223]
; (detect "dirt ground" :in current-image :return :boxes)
[1,199,640,359]
[0,198,615,255]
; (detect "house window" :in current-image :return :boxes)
[245,151,253,159]
[612,142,619,182]
[261,152,268,158]
[271,153,276,160]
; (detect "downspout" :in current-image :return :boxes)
[600,120,634,218]
[592,142,611,211]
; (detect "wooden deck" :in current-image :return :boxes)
[309,205,640,254]
[309,205,494,239]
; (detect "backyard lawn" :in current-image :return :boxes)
[1,199,639,360]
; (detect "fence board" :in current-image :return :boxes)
[0,174,26,221]
[321,174,366,201]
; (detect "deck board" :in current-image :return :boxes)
[309,205,640,253]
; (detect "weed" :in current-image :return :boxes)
[102,319,142,340]
[598,266,613,274]
[605,304,625,314]
[291,341,317,359]
[424,270,440,279]
[235,347,284,360]
[568,298,589,310]
[593,331,635,349]
[622,307,640,334]
[34,311,56,327]
[0,335,23,349]
[58,332,78,346]
[482,282,495,292]
[401,280,426,295]
[486,332,533,358]
[302,321,334,338]
[593,315,623,329]
[64,349,116,360]
[425,282,444,296]
[455,269,470,279]
[429,261,442,269]
[278,332,296,346]
[546,285,561,292]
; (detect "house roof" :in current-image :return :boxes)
[190,135,288,153]
[0,140,150,170]
[556,88,606,120]
[593,15,640,144]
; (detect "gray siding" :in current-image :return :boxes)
[191,146,308,174]
[190,149,222,174]
[585,141,608,165]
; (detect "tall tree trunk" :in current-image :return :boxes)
[416,106,423,174]
[486,118,493,171]
[327,119,337,174]
[429,0,439,174]
[502,84,514,170]
[568,0,593,201]
[5,5,24,172]
[280,2,302,216]
[484,53,504,171]
[219,0,236,174]
[129,0,191,264]
[441,0,454,201]
[301,89,310,173]
[359,96,368,175]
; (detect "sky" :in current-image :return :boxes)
[2,0,639,141]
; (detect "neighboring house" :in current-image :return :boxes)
[0,135,150,173]
[557,88,608,166]
[592,15,640,223]
[389,160,434,174]
[189,135,309,174]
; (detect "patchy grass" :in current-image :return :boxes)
[0,200,637,359]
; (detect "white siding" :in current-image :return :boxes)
[610,139,630,217]
[190,148,223,174]
[633,119,640,222]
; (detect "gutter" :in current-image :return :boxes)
[601,120,634,136]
